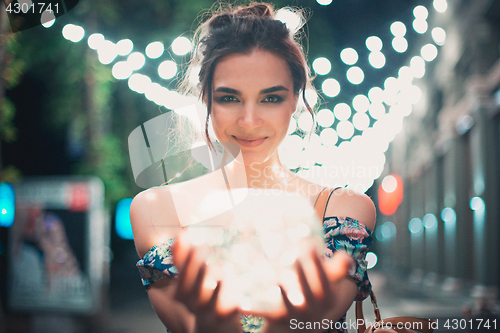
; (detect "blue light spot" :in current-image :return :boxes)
[408,217,423,234]
[470,196,485,211]
[376,221,397,241]
[440,207,456,222]
[115,198,134,239]
[366,252,378,269]
[423,213,437,229]
[0,183,15,228]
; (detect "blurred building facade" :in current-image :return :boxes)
[375,0,500,302]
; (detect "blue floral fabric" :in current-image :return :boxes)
[136,216,372,333]
[136,238,177,287]
[323,216,373,302]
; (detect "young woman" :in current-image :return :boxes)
[130,3,376,333]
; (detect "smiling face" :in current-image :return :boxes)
[210,48,298,167]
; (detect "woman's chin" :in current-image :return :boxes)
[239,153,272,167]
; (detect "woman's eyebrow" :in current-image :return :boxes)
[213,87,240,95]
[213,85,289,95]
[261,85,289,94]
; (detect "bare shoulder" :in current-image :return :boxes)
[324,187,376,232]
[130,186,181,258]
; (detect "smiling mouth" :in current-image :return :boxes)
[233,136,267,147]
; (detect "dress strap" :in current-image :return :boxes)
[314,187,341,220]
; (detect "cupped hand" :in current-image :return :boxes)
[173,232,242,333]
[261,250,353,332]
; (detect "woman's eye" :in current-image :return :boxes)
[218,95,239,103]
[262,95,283,103]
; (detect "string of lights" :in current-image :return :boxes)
[39,0,449,193]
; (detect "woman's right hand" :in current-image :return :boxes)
[173,233,243,333]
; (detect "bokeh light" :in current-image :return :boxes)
[470,196,485,211]
[97,40,118,65]
[127,52,146,70]
[340,48,358,65]
[312,57,332,75]
[413,5,429,20]
[322,78,341,98]
[158,60,178,80]
[41,10,56,28]
[346,66,364,85]
[410,56,426,78]
[336,121,354,140]
[369,51,386,69]
[62,24,85,43]
[128,74,152,93]
[146,41,164,59]
[390,21,406,37]
[353,94,370,113]
[413,19,428,34]
[432,27,446,46]
[116,39,134,56]
[423,213,438,229]
[433,0,448,13]
[366,36,383,52]
[319,128,338,147]
[368,87,384,104]
[441,207,457,222]
[353,113,370,131]
[333,103,351,121]
[368,103,385,120]
[112,61,133,80]
[421,44,438,61]
[298,112,314,132]
[276,8,302,33]
[316,109,335,127]
[172,36,192,56]
[408,218,423,234]
[88,33,105,50]
[366,252,378,269]
[382,175,397,192]
[392,37,408,53]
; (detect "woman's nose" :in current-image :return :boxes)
[238,102,263,129]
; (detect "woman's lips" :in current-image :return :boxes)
[233,136,267,147]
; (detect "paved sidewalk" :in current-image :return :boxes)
[345,271,497,333]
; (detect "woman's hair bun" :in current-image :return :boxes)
[208,13,232,30]
[208,3,274,30]
[234,3,273,18]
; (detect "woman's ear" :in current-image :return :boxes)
[291,93,299,115]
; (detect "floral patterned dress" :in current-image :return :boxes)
[136,215,372,333]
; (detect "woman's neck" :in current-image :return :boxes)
[221,151,296,190]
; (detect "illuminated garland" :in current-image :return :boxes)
[47,0,449,193]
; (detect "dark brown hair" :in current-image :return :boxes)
[182,2,314,145]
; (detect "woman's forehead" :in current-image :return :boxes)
[212,49,293,90]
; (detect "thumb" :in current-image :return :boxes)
[323,251,354,282]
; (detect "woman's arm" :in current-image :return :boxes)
[130,188,195,332]
[321,187,376,321]
[130,188,242,333]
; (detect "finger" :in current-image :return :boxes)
[324,251,353,281]
[204,280,221,310]
[174,247,195,300]
[279,284,295,314]
[190,261,207,302]
[312,250,332,298]
[295,259,314,303]
[173,232,190,270]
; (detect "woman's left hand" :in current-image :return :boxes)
[261,250,353,333]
